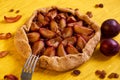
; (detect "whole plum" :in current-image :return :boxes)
[101,19,120,38]
[100,39,120,56]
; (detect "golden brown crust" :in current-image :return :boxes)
[14,26,31,58]
[14,6,101,71]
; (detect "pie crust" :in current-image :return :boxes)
[14,6,101,71]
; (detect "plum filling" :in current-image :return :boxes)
[26,8,95,57]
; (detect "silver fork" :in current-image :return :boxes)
[21,53,39,80]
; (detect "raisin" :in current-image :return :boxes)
[95,70,106,79]
[95,70,102,75]
[99,74,106,79]
[99,3,104,8]
[15,10,20,13]
[9,9,14,12]
[95,4,99,8]
[72,69,81,76]
[108,73,119,79]
[95,3,104,8]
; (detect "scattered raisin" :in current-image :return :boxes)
[108,73,119,79]
[99,73,106,79]
[95,4,99,8]
[95,3,104,8]
[15,10,20,13]
[72,69,81,76]
[86,11,93,18]
[99,3,104,8]
[95,70,119,79]
[95,70,106,79]
[114,74,119,78]
[101,70,107,75]
[9,9,14,12]
[95,70,102,75]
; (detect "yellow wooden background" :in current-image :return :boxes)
[0,0,120,80]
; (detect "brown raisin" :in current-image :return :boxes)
[95,3,104,8]
[95,70,106,79]
[72,69,81,76]
[95,70,102,75]
[9,9,14,12]
[99,74,106,79]
[114,73,119,78]
[95,4,99,8]
[99,3,104,8]
[108,73,119,79]
[15,10,20,13]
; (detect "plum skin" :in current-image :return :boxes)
[100,39,120,56]
[101,19,120,38]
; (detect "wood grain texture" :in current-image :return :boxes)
[0,0,120,80]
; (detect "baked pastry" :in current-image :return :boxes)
[14,6,101,71]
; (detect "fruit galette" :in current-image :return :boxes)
[14,6,101,71]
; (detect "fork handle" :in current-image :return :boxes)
[21,73,32,80]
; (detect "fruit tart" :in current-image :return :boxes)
[14,6,101,71]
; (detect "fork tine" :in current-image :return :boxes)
[22,54,39,73]
[28,55,36,73]
[22,54,33,72]
[32,56,39,72]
